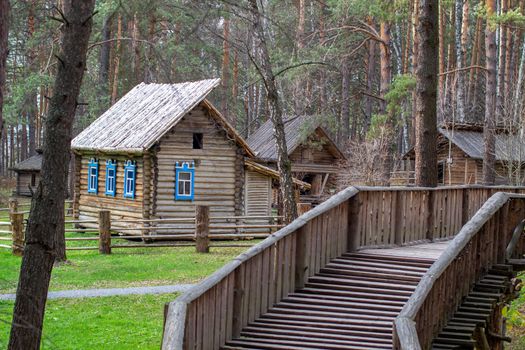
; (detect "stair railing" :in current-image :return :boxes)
[394,192,525,349]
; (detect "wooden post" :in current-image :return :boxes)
[462,188,470,225]
[98,210,111,254]
[347,196,361,251]
[294,225,309,289]
[195,205,210,253]
[9,198,18,215]
[426,190,435,241]
[11,212,24,256]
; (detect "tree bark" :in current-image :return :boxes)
[8,1,96,349]
[248,0,298,224]
[221,11,231,121]
[0,0,9,139]
[414,0,438,187]
[483,0,497,184]
[454,0,466,122]
[379,21,393,185]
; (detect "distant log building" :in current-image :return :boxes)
[395,124,525,186]
[9,151,42,197]
[247,115,346,205]
[71,79,309,235]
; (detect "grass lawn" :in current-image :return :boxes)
[0,244,252,293]
[0,293,178,349]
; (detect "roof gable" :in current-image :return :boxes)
[10,154,42,172]
[72,79,223,153]
[247,115,345,161]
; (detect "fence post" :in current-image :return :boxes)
[426,190,435,241]
[8,198,18,215]
[195,205,210,253]
[98,210,111,254]
[11,212,24,256]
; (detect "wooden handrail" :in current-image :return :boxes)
[393,192,525,349]
[161,186,525,350]
[162,187,359,349]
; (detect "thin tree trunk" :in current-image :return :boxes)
[455,0,466,122]
[483,0,497,184]
[248,0,297,223]
[8,1,96,348]
[415,0,439,187]
[0,0,9,139]
[379,21,393,185]
[364,18,376,136]
[111,14,122,105]
[341,59,351,141]
[221,11,231,120]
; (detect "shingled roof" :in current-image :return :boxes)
[439,128,525,162]
[9,153,42,172]
[72,79,253,156]
[247,115,345,161]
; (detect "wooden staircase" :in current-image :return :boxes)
[222,251,436,350]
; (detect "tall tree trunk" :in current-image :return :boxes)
[8,1,96,349]
[483,0,497,184]
[248,0,297,223]
[379,21,393,185]
[341,59,351,141]
[221,11,231,120]
[454,0,466,122]
[415,0,438,187]
[364,18,376,136]
[99,14,113,88]
[111,14,122,105]
[0,0,9,139]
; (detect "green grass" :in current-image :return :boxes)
[0,244,252,293]
[0,293,178,349]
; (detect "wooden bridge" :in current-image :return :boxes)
[161,186,525,350]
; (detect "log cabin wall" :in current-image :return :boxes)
[438,144,478,185]
[75,152,145,232]
[152,105,239,234]
[15,171,40,196]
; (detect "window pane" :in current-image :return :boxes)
[178,182,185,195]
[184,181,191,195]
[179,172,190,181]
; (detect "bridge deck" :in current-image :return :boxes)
[223,241,451,350]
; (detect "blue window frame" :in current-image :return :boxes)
[175,161,195,201]
[87,158,98,194]
[105,160,117,196]
[123,160,136,199]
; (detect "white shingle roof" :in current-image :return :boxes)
[72,79,220,152]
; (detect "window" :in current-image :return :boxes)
[30,173,36,187]
[123,160,136,199]
[193,133,203,149]
[87,158,99,194]
[175,161,195,200]
[105,160,117,196]
[437,161,445,185]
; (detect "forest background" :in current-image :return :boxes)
[1,0,524,185]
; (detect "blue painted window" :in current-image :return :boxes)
[175,161,195,201]
[105,160,117,196]
[87,158,98,194]
[123,160,136,199]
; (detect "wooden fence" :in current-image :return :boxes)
[0,200,282,255]
[161,185,525,350]
[393,192,525,349]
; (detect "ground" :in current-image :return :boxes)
[0,245,251,348]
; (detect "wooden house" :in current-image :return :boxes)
[399,124,525,186]
[247,116,346,203]
[9,151,42,196]
[71,79,309,235]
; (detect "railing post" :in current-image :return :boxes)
[347,196,361,251]
[195,205,209,253]
[462,188,470,225]
[426,190,434,241]
[98,210,111,254]
[11,212,24,256]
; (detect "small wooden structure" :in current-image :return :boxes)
[9,151,42,196]
[71,79,309,236]
[398,124,525,186]
[247,115,346,204]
